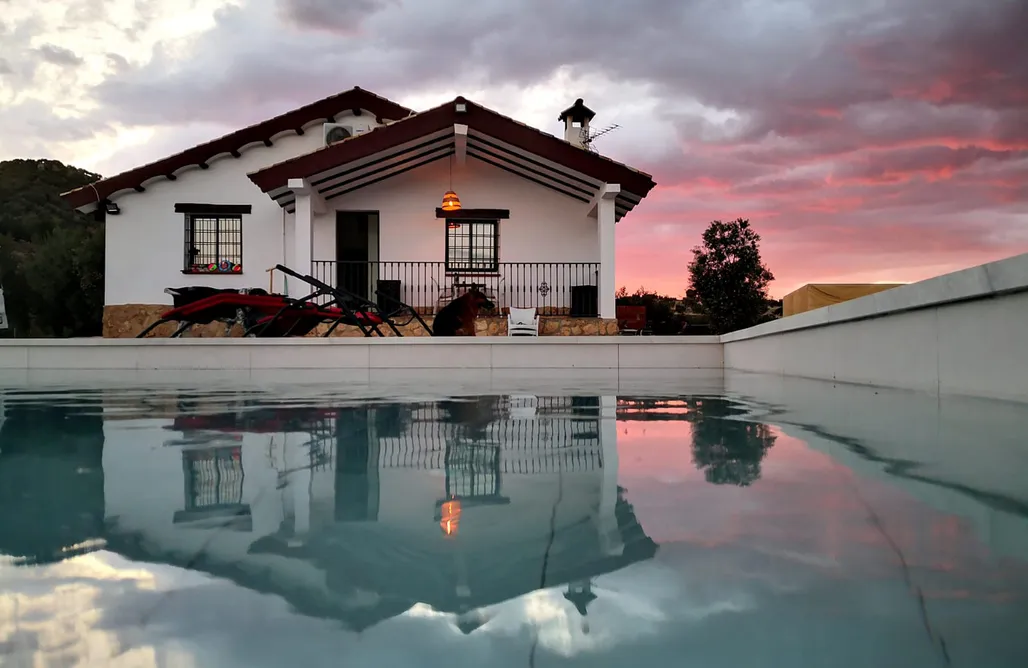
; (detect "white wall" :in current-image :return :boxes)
[102,418,284,557]
[104,111,381,306]
[311,158,598,265]
[722,251,1028,403]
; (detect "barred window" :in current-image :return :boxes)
[184,214,243,273]
[182,446,244,510]
[445,219,498,272]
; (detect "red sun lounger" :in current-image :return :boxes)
[136,291,384,338]
[248,304,383,338]
[272,264,434,336]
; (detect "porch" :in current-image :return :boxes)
[247,97,657,329]
[311,260,601,316]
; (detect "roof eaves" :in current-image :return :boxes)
[59,87,414,210]
[462,100,656,197]
[472,100,655,182]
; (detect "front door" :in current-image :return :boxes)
[335,212,376,301]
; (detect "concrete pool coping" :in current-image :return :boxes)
[0,336,724,372]
[721,250,1028,343]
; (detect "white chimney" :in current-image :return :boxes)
[558,98,596,148]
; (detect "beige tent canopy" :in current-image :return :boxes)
[782,283,905,317]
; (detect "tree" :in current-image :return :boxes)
[687,218,775,334]
[0,159,104,337]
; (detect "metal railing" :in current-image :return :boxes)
[311,260,600,316]
[376,412,604,474]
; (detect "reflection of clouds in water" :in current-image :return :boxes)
[0,548,769,667]
[602,560,757,624]
[0,552,181,668]
[47,552,163,589]
[2,551,349,667]
[401,571,671,656]
[459,560,756,657]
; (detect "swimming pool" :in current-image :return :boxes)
[1,371,1026,667]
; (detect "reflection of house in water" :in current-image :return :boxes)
[100,395,657,630]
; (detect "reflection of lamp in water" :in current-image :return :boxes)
[440,498,461,537]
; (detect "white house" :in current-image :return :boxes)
[60,88,656,337]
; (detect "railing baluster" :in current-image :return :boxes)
[309,260,603,319]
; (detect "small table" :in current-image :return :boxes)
[437,280,499,309]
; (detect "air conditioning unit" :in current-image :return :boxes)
[323,121,374,146]
[323,123,353,146]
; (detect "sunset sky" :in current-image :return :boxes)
[1,0,1025,298]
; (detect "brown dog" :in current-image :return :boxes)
[432,288,495,336]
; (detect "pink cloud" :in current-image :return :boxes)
[616,103,1028,299]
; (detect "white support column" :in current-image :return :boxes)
[597,395,623,556]
[454,123,468,166]
[287,178,321,297]
[596,184,620,319]
[284,432,311,539]
[293,196,312,294]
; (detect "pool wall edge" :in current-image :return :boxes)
[722,251,1028,403]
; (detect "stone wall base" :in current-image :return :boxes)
[103,305,620,338]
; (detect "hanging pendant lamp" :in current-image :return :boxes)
[441,190,461,211]
[441,153,461,211]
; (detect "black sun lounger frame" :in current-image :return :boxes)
[137,264,431,339]
[242,280,386,338]
[139,281,385,339]
[272,264,434,336]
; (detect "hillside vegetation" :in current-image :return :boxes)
[0,159,104,337]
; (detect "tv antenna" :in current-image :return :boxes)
[580,123,620,152]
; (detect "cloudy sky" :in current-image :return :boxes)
[1,0,1025,297]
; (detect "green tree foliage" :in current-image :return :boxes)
[687,218,776,334]
[0,159,104,336]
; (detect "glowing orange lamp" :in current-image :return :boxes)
[441,190,461,211]
[441,153,461,211]
[439,499,461,537]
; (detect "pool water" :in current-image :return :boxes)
[1,380,1027,667]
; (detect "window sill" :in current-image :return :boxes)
[445,270,500,277]
[181,269,244,275]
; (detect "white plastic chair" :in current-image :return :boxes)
[507,307,539,336]
[509,394,538,418]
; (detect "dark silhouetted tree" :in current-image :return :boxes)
[687,218,775,334]
[0,158,104,336]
